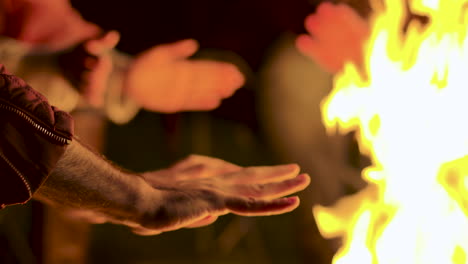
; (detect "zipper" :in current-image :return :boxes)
[0,102,71,145]
[0,151,32,198]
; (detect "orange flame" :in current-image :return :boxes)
[316,0,468,263]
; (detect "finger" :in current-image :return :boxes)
[132,214,216,235]
[306,4,354,45]
[171,155,241,172]
[335,4,369,39]
[304,14,324,38]
[85,30,120,55]
[304,10,335,39]
[191,96,222,111]
[296,34,344,73]
[226,196,300,216]
[158,211,216,233]
[231,173,310,199]
[189,61,244,98]
[334,4,369,64]
[177,163,241,180]
[331,4,368,48]
[315,2,354,29]
[81,56,112,106]
[219,63,245,97]
[316,2,343,19]
[182,87,223,111]
[163,39,199,59]
[132,210,214,235]
[315,1,335,15]
[185,215,218,228]
[173,164,211,180]
[295,34,320,59]
[173,61,242,111]
[131,226,163,236]
[223,164,300,184]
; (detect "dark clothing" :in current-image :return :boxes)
[0,64,73,208]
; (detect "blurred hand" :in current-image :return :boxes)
[296,2,369,73]
[3,0,101,51]
[124,39,245,113]
[59,31,120,107]
[132,155,310,235]
[81,31,120,106]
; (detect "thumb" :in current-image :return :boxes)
[163,39,199,59]
[85,30,121,55]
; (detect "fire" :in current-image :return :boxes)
[315,0,468,263]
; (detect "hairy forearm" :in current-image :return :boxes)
[34,138,153,223]
[33,139,308,234]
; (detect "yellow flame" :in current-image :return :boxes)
[316,0,468,263]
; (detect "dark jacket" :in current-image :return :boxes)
[0,64,74,208]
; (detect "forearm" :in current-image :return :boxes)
[34,138,308,234]
[34,138,151,223]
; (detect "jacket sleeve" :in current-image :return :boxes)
[0,64,74,208]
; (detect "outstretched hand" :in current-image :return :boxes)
[296,2,369,73]
[124,39,245,113]
[36,140,309,236]
[132,155,310,235]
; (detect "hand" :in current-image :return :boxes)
[35,140,309,236]
[3,0,101,51]
[132,155,310,235]
[296,2,369,73]
[124,39,245,113]
[59,31,120,107]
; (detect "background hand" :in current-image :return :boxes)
[81,30,120,106]
[124,39,245,113]
[132,155,310,235]
[59,30,120,107]
[296,2,369,73]
[2,0,101,51]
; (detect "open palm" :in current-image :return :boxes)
[132,155,310,235]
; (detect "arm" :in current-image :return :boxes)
[35,138,310,235]
[0,63,309,235]
[34,138,150,225]
[58,37,245,122]
[4,0,245,119]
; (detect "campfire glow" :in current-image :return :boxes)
[315,0,468,263]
